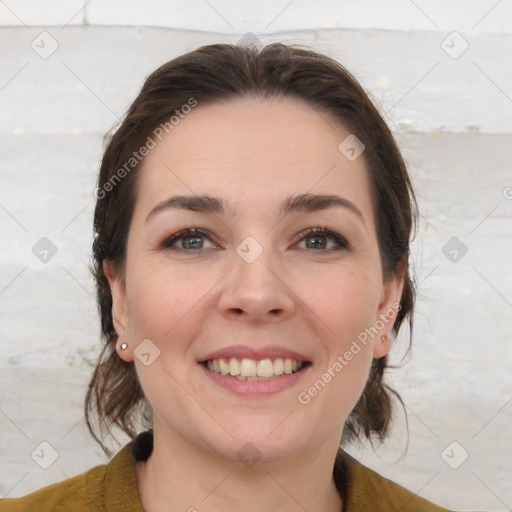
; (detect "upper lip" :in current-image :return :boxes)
[198,345,311,363]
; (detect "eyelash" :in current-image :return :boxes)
[295,227,350,251]
[158,227,350,252]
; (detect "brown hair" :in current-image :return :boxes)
[85,42,416,457]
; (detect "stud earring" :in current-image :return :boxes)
[120,342,128,350]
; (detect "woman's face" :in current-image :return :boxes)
[107,97,404,464]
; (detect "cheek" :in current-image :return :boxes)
[299,267,380,344]
[125,268,211,401]
[125,264,209,345]
[295,269,378,411]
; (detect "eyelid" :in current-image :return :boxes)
[293,226,350,251]
[158,227,220,250]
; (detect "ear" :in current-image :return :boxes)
[373,256,407,359]
[103,260,134,362]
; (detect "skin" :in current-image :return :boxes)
[104,96,405,511]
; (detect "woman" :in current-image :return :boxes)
[0,43,460,511]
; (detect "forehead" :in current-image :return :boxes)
[136,96,373,219]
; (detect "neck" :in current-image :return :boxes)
[135,425,344,512]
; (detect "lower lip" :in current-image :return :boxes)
[199,363,311,396]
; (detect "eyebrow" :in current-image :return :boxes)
[145,193,365,225]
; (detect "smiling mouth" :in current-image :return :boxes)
[202,357,310,381]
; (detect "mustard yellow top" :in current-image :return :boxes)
[0,431,459,511]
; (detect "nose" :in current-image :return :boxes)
[217,243,296,324]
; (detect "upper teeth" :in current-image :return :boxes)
[206,357,304,377]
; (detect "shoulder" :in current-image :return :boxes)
[0,443,143,512]
[0,463,106,512]
[344,455,455,512]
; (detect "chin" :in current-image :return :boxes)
[204,416,312,465]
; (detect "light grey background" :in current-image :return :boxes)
[1,1,511,511]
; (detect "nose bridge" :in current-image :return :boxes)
[218,234,294,320]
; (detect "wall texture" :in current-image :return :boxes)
[1,1,511,510]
